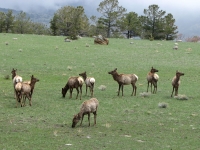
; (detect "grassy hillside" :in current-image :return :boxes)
[0,33,199,150]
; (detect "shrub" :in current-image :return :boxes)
[4,75,10,80]
[158,102,168,108]
[149,34,154,41]
[174,94,188,100]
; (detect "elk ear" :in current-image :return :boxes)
[176,70,178,73]
[114,68,117,71]
[152,66,153,69]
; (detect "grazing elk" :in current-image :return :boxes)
[147,67,159,94]
[62,76,84,100]
[15,75,39,107]
[11,68,22,98]
[72,98,99,128]
[79,71,95,97]
[108,68,138,96]
[171,71,184,97]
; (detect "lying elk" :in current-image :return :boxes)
[15,75,39,107]
[11,68,22,98]
[108,68,138,96]
[72,98,99,128]
[147,67,159,94]
[79,71,95,97]
[171,71,184,97]
[62,76,84,100]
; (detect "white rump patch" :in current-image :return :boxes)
[134,74,138,80]
[13,76,22,83]
[78,77,84,85]
[89,78,95,83]
[154,74,159,80]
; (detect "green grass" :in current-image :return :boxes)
[0,33,200,150]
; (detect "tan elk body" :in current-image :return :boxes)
[79,71,95,97]
[15,75,39,107]
[147,67,159,93]
[62,76,84,100]
[108,68,138,96]
[171,71,184,97]
[72,98,99,128]
[11,68,23,98]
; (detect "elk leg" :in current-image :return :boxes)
[88,113,90,126]
[26,94,32,106]
[86,85,88,95]
[29,93,32,106]
[14,86,16,99]
[118,84,121,96]
[171,87,175,97]
[20,93,23,107]
[131,83,137,96]
[69,88,73,98]
[75,88,79,99]
[121,85,124,96]
[16,92,19,108]
[155,82,157,93]
[153,82,157,94]
[23,95,27,106]
[91,86,93,97]
[80,86,82,100]
[80,114,84,126]
[131,84,134,96]
[93,111,97,125]
[175,87,178,96]
[147,82,149,92]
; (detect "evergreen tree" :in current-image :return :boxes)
[0,12,6,32]
[4,10,15,33]
[140,4,178,40]
[97,0,126,38]
[119,12,141,38]
[50,13,58,36]
[141,4,166,39]
[163,13,178,40]
[14,11,31,34]
[51,6,89,38]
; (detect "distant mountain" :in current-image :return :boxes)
[0,8,22,14]
[0,7,54,26]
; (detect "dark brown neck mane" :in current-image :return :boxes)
[174,75,180,84]
[12,71,16,79]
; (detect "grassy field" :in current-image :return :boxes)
[0,33,200,150]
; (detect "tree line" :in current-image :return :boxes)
[0,0,178,40]
[0,10,50,35]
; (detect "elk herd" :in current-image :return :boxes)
[11,67,185,128]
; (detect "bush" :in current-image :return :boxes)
[149,34,154,41]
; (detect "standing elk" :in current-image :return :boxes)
[62,76,84,100]
[171,71,184,97]
[108,68,138,96]
[72,98,99,128]
[15,75,39,107]
[11,68,22,98]
[147,67,159,94]
[79,71,95,97]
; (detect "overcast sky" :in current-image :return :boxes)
[1,0,200,36]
